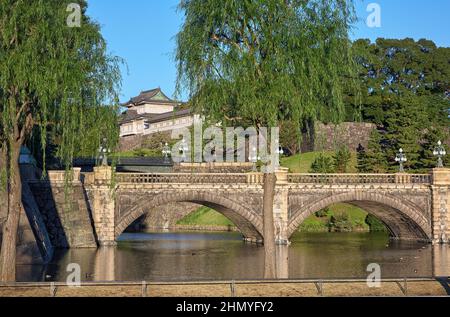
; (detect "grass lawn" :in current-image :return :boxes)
[177,206,235,226]
[178,203,371,232]
[281,151,358,173]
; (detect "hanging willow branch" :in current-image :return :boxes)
[0,0,122,281]
[175,0,357,131]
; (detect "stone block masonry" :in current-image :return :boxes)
[17,165,450,253]
[313,122,376,152]
[28,169,97,248]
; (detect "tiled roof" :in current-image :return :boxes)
[122,88,179,107]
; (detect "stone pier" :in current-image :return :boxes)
[431,168,450,244]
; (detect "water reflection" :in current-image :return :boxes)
[16,232,450,282]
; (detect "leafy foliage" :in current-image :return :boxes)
[176,0,356,134]
[328,212,353,232]
[345,38,450,172]
[356,144,370,173]
[364,130,388,173]
[0,0,122,173]
[315,208,329,218]
[365,214,388,232]
[309,153,335,173]
[333,146,351,173]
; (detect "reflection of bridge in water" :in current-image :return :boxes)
[42,242,448,282]
[82,167,449,246]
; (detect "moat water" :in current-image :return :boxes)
[17,232,450,282]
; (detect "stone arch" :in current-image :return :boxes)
[115,191,264,242]
[287,191,431,241]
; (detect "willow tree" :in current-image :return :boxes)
[0,0,121,281]
[176,0,356,278]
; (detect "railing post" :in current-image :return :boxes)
[395,173,411,184]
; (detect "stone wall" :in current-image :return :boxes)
[29,181,97,248]
[119,131,172,152]
[313,122,376,152]
[119,134,144,152]
[120,122,378,154]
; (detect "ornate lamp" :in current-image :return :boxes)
[98,138,111,167]
[395,148,407,173]
[433,140,446,168]
[162,142,171,163]
[275,146,284,169]
[248,147,260,172]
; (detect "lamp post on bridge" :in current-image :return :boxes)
[275,146,284,170]
[433,140,447,168]
[395,148,407,173]
[249,147,260,172]
[98,138,111,167]
[162,142,171,163]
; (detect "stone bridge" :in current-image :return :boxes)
[80,167,450,246]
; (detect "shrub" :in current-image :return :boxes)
[315,208,329,218]
[309,153,335,173]
[328,212,353,232]
[333,146,351,173]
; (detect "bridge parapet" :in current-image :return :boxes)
[114,172,432,185]
[288,173,431,185]
[116,172,265,185]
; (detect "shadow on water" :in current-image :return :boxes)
[16,231,450,282]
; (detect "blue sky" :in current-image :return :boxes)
[86,0,450,103]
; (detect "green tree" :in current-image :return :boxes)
[383,94,427,172]
[356,144,370,173]
[279,121,300,156]
[344,38,450,172]
[365,130,388,173]
[347,38,450,126]
[333,146,351,173]
[0,1,121,281]
[176,0,356,130]
[310,153,335,173]
[175,0,356,278]
[419,127,449,171]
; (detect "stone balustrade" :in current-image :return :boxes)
[114,172,432,185]
[116,173,251,185]
[46,168,82,184]
[288,173,431,185]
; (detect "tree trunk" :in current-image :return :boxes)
[0,143,8,248]
[263,172,277,279]
[0,143,21,282]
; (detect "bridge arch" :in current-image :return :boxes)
[115,191,264,242]
[287,191,431,242]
